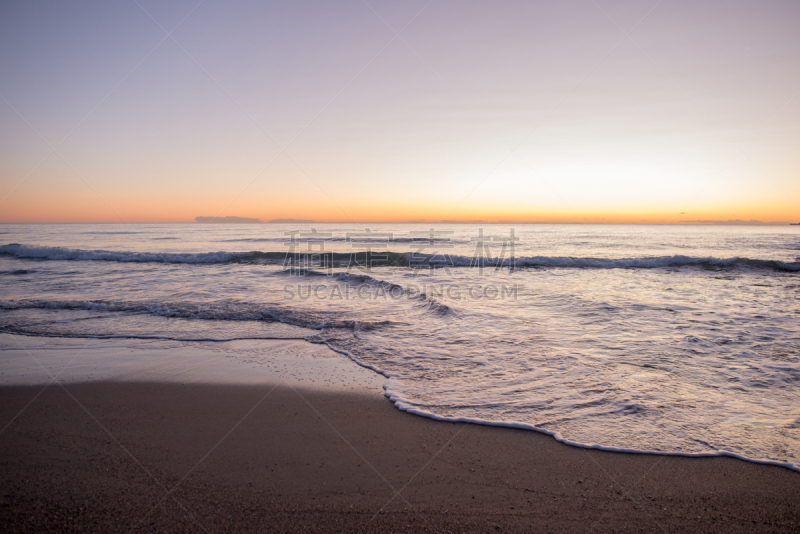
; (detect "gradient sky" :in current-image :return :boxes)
[1,0,798,223]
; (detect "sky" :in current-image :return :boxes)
[0,0,798,224]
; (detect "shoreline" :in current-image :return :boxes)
[1,334,799,531]
[4,331,800,471]
[2,380,799,532]
[392,404,800,474]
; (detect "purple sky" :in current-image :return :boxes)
[1,0,798,223]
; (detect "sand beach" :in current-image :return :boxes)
[1,336,797,532]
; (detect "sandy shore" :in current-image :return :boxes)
[1,379,798,533]
[1,335,799,532]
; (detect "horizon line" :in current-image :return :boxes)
[0,221,797,226]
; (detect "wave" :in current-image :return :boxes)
[0,244,409,266]
[507,255,800,271]
[0,298,392,332]
[274,268,406,291]
[221,236,423,243]
[0,269,33,275]
[2,244,798,271]
[384,389,800,472]
[413,292,455,316]
[1,330,307,343]
[0,244,285,264]
[273,269,453,316]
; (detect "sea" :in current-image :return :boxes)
[1,223,798,470]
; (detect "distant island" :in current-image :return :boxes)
[194,217,320,224]
[195,216,262,223]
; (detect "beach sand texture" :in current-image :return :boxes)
[1,338,798,532]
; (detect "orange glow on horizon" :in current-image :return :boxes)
[0,198,796,225]
[1,2,798,228]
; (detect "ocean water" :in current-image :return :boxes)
[1,223,799,469]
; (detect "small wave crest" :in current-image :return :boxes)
[413,292,455,316]
[274,269,453,316]
[274,268,406,291]
[0,244,283,264]
[505,254,800,271]
[0,298,392,332]
[0,244,408,266]
[2,244,798,271]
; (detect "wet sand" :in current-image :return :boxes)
[1,380,799,533]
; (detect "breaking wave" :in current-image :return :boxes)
[0,298,389,332]
[2,243,799,271]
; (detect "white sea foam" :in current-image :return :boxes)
[2,243,798,271]
[0,243,253,263]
